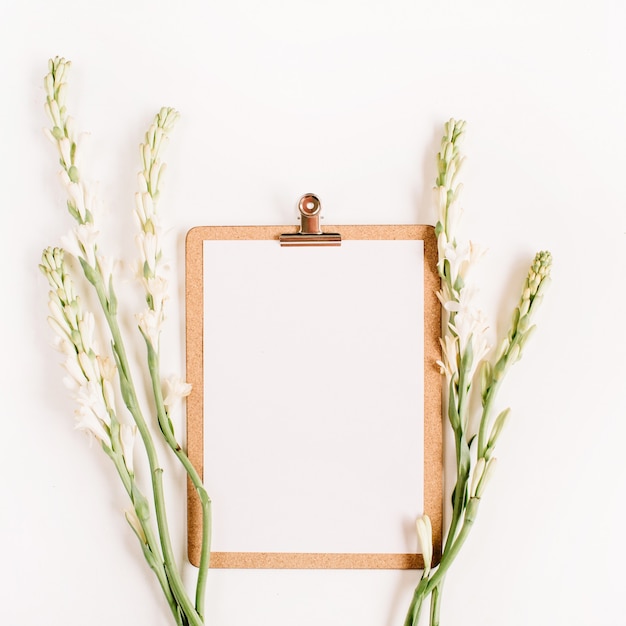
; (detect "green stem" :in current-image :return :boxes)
[403,576,428,626]
[145,340,212,618]
[103,441,182,625]
[424,498,479,596]
[405,498,481,626]
[89,271,203,626]
[429,582,443,626]
[445,409,471,555]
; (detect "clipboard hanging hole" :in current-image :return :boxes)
[299,194,321,217]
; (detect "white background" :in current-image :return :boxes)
[1,1,625,625]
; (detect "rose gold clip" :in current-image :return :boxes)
[279,193,342,247]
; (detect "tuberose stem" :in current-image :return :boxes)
[145,340,212,618]
[90,271,203,625]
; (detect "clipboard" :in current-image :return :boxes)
[185,197,442,570]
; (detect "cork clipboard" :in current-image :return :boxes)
[185,216,442,570]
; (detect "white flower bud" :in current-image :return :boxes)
[120,423,137,474]
[470,458,486,498]
[415,515,433,574]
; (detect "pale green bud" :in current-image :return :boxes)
[487,408,510,450]
[470,458,486,498]
[476,458,497,498]
[125,509,147,544]
[44,73,54,96]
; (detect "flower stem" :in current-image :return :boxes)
[429,582,443,626]
[105,444,183,625]
[89,271,203,625]
[144,339,212,618]
[403,577,428,626]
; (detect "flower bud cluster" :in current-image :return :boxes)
[434,119,491,389]
[44,57,101,272]
[490,250,552,387]
[40,248,136,471]
[134,108,180,347]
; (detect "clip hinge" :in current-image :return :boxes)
[279,194,342,247]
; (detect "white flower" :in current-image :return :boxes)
[125,508,147,543]
[136,309,161,346]
[437,334,459,380]
[97,255,116,285]
[102,380,116,413]
[73,380,111,444]
[97,355,116,382]
[75,381,109,424]
[163,376,192,410]
[137,232,159,275]
[75,223,99,264]
[147,276,169,312]
[137,172,148,193]
[77,312,96,351]
[120,423,137,474]
[52,334,75,356]
[415,515,433,575]
[447,287,491,381]
[470,458,497,499]
[441,241,484,287]
[74,405,109,443]
[62,356,87,387]
[61,223,99,267]
[58,137,71,166]
[48,297,68,331]
[67,181,87,220]
[47,316,71,344]
[470,458,486,498]
[78,351,98,382]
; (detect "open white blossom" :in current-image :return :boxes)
[136,310,162,347]
[163,376,192,410]
[40,248,118,447]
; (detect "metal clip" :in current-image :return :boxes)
[279,194,342,247]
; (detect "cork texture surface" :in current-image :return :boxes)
[185,225,442,569]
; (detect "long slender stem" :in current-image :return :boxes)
[145,341,212,618]
[403,577,428,626]
[90,272,203,626]
[106,446,183,625]
[429,583,443,626]
[423,499,479,597]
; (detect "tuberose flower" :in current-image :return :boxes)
[415,515,433,575]
[163,376,192,410]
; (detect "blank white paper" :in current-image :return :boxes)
[203,239,425,554]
